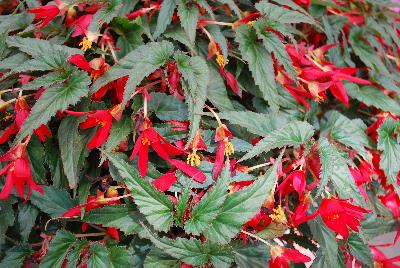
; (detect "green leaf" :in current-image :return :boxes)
[322,110,371,160]
[40,230,76,268]
[377,117,400,195]
[176,0,199,44]
[83,204,142,234]
[255,222,287,240]
[184,163,230,235]
[0,246,32,267]
[346,84,400,115]
[236,25,280,111]
[175,52,209,146]
[91,41,174,107]
[254,19,297,81]
[218,111,290,136]
[347,233,373,266]
[233,243,270,268]
[15,69,90,144]
[255,1,317,25]
[206,65,235,112]
[67,239,89,268]
[112,17,143,58]
[108,246,131,268]
[58,116,89,189]
[30,186,76,217]
[21,71,69,90]
[18,203,38,242]
[175,188,191,225]
[154,0,176,38]
[148,92,188,121]
[203,152,283,244]
[144,247,180,268]
[239,121,314,162]
[6,37,81,70]
[0,201,15,247]
[308,217,338,268]
[318,138,364,205]
[103,151,174,232]
[88,243,109,268]
[27,136,47,183]
[142,226,233,266]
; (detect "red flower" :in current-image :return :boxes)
[277,170,306,199]
[68,54,109,81]
[130,119,206,183]
[371,246,400,268]
[65,109,114,149]
[152,172,177,192]
[269,246,311,268]
[28,5,60,28]
[244,209,272,231]
[213,124,234,179]
[0,98,51,144]
[380,192,400,219]
[92,76,127,103]
[297,198,370,238]
[0,142,43,200]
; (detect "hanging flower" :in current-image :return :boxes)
[28,4,61,28]
[68,54,109,81]
[187,130,207,166]
[277,170,307,199]
[130,119,206,183]
[0,141,43,200]
[65,108,115,150]
[0,98,51,144]
[213,124,234,179]
[269,246,311,268]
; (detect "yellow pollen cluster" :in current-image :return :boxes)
[216,52,226,67]
[270,205,287,224]
[328,213,339,221]
[96,119,105,126]
[187,152,201,166]
[141,136,151,145]
[224,141,234,157]
[314,95,324,103]
[247,20,256,26]
[79,37,92,51]
[90,73,100,81]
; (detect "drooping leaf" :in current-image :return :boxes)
[322,110,371,160]
[203,152,282,244]
[0,201,15,248]
[0,246,32,267]
[58,116,89,189]
[88,243,109,268]
[40,230,77,268]
[176,0,199,44]
[347,233,373,266]
[233,243,270,268]
[318,138,364,205]
[143,247,181,268]
[377,117,400,195]
[255,1,317,25]
[15,69,91,144]
[184,163,230,235]
[142,226,233,267]
[18,203,38,242]
[175,52,209,146]
[236,24,280,111]
[154,0,176,38]
[91,41,174,107]
[308,217,338,268]
[103,151,174,232]
[239,121,314,162]
[148,92,188,121]
[218,111,290,136]
[30,186,77,218]
[83,204,142,234]
[346,84,400,115]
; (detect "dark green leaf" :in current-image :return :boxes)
[347,233,373,266]
[154,0,176,38]
[103,151,174,232]
[176,1,199,44]
[88,243,109,268]
[0,246,32,267]
[148,92,188,121]
[18,203,38,242]
[40,230,76,268]
[236,25,280,110]
[239,121,314,162]
[30,186,76,217]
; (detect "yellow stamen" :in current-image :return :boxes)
[79,37,92,51]
[216,52,226,67]
[187,151,201,166]
[96,119,105,126]
[247,20,256,26]
[270,205,287,224]
[141,136,151,145]
[224,141,234,157]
